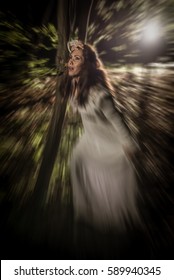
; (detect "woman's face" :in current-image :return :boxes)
[67,48,84,77]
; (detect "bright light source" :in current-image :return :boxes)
[143,21,161,44]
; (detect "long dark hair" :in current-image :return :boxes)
[60,43,115,106]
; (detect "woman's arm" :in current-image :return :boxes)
[99,92,138,157]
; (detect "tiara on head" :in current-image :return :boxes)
[67,40,84,53]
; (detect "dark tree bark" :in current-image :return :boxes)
[33,0,76,205]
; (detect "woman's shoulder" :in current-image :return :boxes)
[89,84,121,118]
[89,84,111,102]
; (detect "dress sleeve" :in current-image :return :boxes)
[99,92,137,151]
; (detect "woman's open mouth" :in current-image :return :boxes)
[68,67,74,71]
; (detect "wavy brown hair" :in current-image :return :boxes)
[59,43,115,106]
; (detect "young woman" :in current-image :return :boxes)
[61,40,141,232]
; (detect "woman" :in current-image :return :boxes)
[61,40,141,232]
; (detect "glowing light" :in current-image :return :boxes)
[143,21,161,43]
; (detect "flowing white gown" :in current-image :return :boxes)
[70,85,140,231]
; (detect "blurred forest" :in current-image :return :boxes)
[0,0,174,259]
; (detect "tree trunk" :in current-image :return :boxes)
[33,0,73,205]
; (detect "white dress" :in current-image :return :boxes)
[70,85,141,232]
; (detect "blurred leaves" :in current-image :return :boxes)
[1,0,173,205]
[0,11,58,89]
[1,65,173,208]
[113,66,174,186]
[0,1,173,259]
[83,0,174,65]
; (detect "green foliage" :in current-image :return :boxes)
[0,12,58,89]
[32,24,58,48]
